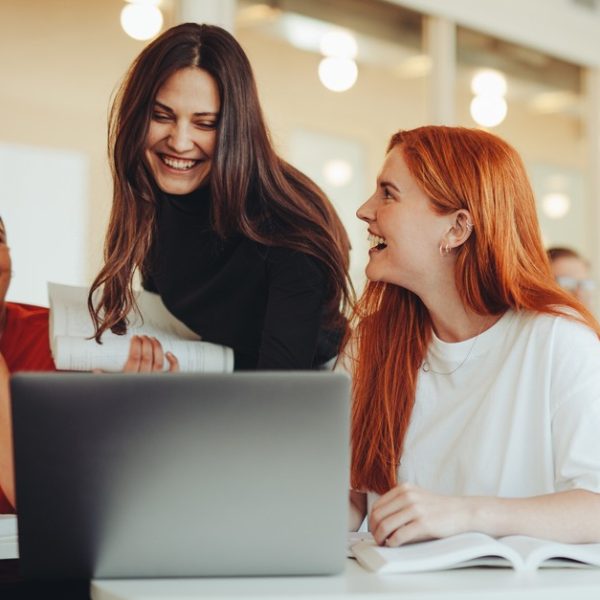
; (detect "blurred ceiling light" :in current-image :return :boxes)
[542,192,571,219]
[283,19,322,53]
[318,57,358,92]
[120,0,163,41]
[530,91,578,114]
[319,30,358,59]
[470,95,507,128]
[471,70,507,97]
[394,54,432,78]
[323,159,353,187]
[469,69,508,128]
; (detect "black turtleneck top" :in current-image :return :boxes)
[142,185,342,370]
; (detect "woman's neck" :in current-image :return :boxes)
[418,280,501,342]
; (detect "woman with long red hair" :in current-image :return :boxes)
[348,126,600,545]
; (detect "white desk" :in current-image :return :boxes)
[91,558,600,599]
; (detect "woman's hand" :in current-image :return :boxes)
[122,335,179,373]
[369,482,472,547]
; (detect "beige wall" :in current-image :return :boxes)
[0,0,175,281]
[0,0,591,289]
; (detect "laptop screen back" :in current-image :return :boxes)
[11,371,350,579]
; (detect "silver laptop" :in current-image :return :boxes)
[10,371,350,579]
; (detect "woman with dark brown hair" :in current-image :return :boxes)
[89,23,351,370]
[347,126,600,545]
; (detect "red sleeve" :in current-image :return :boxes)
[0,303,56,373]
[0,486,14,514]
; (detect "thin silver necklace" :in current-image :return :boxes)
[421,326,484,376]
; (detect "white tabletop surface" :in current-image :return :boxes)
[91,558,600,600]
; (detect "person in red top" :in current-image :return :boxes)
[0,217,56,512]
[0,303,55,373]
[0,217,179,513]
[0,216,55,372]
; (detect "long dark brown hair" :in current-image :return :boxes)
[89,23,351,341]
[349,126,600,494]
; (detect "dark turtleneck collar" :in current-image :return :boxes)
[161,184,211,216]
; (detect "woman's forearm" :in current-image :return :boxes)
[467,489,600,543]
[0,354,15,509]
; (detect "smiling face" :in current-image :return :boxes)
[144,67,221,195]
[356,145,452,291]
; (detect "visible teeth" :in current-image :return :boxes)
[368,233,386,248]
[162,156,197,170]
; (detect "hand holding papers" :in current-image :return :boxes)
[48,283,233,372]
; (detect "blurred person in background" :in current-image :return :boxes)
[547,247,595,311]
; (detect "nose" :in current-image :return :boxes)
[166,121,194,154]
[357,194,376,223]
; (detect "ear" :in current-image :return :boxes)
[444,210,474,250]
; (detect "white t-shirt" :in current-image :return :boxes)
[368,309,600,505]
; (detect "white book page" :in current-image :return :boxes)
[48,283,233,372]
[49,282,201,341]
[53,336,233,373]
[0,515,18,560]
[136,290,200,340]
[352,532,520,573]
[501,535,600,570]
[48,281,98,343]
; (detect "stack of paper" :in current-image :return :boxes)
[0,515,18,560]
[48,282,234,373]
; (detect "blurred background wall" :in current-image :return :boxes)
[1,0,599,310]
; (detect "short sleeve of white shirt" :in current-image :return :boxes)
[549,316,600,492]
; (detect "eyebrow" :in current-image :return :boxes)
[153,101,219,118]
[379,180,401,192]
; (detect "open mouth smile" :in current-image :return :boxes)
[368,233,388,253]
[159,154,202,172]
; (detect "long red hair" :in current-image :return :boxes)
[349,126,600,494]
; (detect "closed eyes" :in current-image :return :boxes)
[151,112,217,130]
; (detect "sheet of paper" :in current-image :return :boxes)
[48,283,234,372]
[0,515,18,560]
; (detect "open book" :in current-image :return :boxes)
[351,532,600,573]
[49,282,234,373]
[0,515,18,560]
